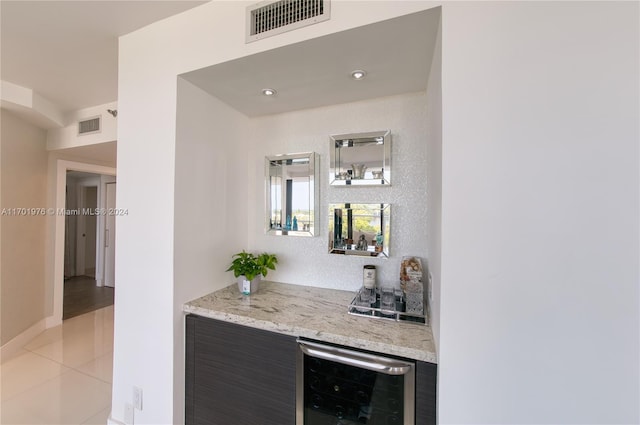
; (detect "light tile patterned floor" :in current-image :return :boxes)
[1,306,113,424]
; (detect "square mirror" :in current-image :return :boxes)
[329,130,391,186]
[328,203,390,258]
[266,152,318,236]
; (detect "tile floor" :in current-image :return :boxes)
[1,306,113,425]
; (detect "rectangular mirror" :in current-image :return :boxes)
[329,130,391,186]
[266,152,318,236]
[328,203,390,258]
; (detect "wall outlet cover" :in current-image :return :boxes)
[124,403,135,425]
[133,386,143,410]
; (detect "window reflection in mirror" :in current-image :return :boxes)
[265,152,318,236]
[330,130,391,186]
[328,203,390,258]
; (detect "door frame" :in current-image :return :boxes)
[49,160,116,327]
[103,181,117,288]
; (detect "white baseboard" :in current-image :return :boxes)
[0,314,64,361]
[108,412,125,425]
[45,314,62,328]
[0,318,46,360]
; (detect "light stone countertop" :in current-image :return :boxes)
[183,281,437,364]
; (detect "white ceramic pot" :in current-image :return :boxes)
[236,275,261,294]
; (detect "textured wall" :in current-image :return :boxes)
[247,91,429,292]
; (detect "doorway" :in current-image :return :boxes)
[62,170,115,320]
[50,160,116,327]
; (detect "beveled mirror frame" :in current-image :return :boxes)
[329,130,391,186]
[265,152,318,237]
[328,203,390,258]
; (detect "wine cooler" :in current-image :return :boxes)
[296,339,416,425]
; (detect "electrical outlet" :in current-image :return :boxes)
[124,403,135,425]
[133,386,143,410]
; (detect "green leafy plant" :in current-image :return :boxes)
[226,251,278,281]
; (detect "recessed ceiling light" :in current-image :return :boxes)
[262,88,276,96]
[351,70,366,80]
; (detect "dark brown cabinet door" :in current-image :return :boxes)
[416,361,437,424]
[186,315,297,425]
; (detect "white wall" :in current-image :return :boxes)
[425,15,442,350]
[0,110,48,345]
[1,80,65,129]
[173,77,251,421]
[46,101,118,150]
[247,91,429,290]
[439,2,639,423]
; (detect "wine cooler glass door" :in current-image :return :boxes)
[297,340,415,425]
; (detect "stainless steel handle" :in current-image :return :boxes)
[105,229,109,248]
[298,340,413,376]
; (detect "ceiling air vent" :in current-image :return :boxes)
[78,116,101,135]
[246,0,330,43]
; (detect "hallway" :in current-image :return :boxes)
[1,306,113,424]
[63,276,114,320]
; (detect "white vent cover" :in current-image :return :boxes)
[78,116,101,135]
[246,0,330,43]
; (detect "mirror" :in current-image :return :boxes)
[328,203,390,258]
[329,130,391,186]
[266,152,318,236]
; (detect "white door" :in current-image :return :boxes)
[104,182,116,287]
[77,186,98,277]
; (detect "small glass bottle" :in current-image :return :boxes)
[363,265,376,289]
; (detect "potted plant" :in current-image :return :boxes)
[226,250,278,294]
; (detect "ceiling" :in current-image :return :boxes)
[1,2,440,119]
[183,8,441,117]
[1,0,207,114]
[1,3,440,165]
